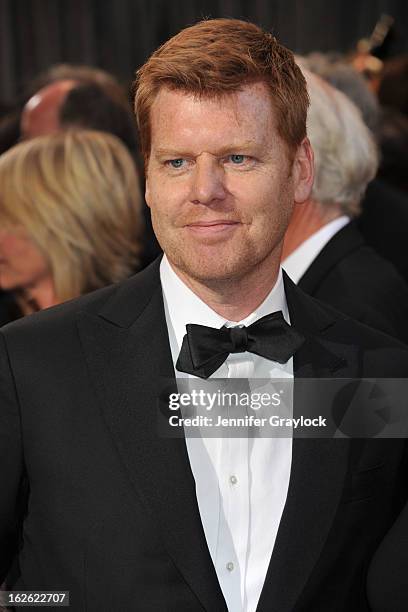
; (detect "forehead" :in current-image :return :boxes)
[149,82,279,153]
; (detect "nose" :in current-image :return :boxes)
[189,154,227,205]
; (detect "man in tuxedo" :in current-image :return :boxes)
[282,70,408,343]
[299,53,408,285]
[1,18,408,612]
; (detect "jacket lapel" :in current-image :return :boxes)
[298,221,364,295]
[77,260,226,611]
[257,274,356,612]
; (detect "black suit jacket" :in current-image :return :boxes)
[358,178,408,283]
[298,222,408,344]
[1,258,408,611]
[367,495,408,612]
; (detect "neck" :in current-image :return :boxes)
[16,276,57,315]
[282,200,342,260]
[169,253,281,322]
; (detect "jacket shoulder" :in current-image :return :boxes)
[1,282,116,340]
[0,258,162,347]
[288,273,408,353]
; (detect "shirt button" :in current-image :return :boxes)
[229,475,238,485]
[226,561,234,572]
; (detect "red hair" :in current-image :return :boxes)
[134,18,309,164]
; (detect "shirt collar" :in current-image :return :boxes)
[160,254,290,353]
[282,215,350,284]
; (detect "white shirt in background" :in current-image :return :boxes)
[282,215,350,284]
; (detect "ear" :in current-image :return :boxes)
[293,137,314,204]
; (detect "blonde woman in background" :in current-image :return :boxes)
[0,130,143,325]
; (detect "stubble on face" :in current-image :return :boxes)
[146,83,297,292]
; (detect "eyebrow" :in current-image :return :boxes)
[153,141,259,158]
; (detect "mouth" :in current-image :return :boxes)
[186,220,241,235]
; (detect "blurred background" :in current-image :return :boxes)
[2,0,408,106]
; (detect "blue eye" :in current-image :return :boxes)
[168,159,185,168]
[229,155,245,164]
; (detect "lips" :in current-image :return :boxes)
[187,220,240,227]
[185,220,241,238]
[186,221,241,233]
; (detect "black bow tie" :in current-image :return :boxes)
[176,311,305,379]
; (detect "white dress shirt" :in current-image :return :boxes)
[160,255,294,612]
[282,215,350,284]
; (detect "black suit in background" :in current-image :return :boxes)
[358,178,408,284]
[1,258,408,611]
[297,221,408,344]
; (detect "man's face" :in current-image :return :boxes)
[146,82,313,285]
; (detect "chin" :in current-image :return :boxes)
[0,278,19,291]
[179,256,256,285]
[165,239,275,284]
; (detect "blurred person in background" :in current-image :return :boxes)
[0,63,160,267]
[0,129,143,326]
[0,64,134,156]
[309,52,408,196]
[378,54,408,117]
[21,79,140,160]
[282,70,408,343]
[302,52,408,283]
[21,76,160,266]
[32,64,132,107]
[20,80,77,140]
[377,108,408,194]
[299,53,380,134]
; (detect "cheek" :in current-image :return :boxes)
[146,173,166,212]
[0,234,28,259]
[148,181,187,221]
[1,233,47,272]
[245,179,294,231]
[27,245,48,270]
